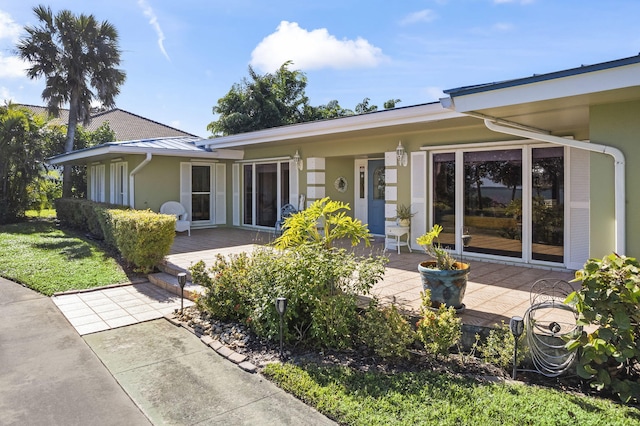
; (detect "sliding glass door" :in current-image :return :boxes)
[431,145,565,264]
[243,161,290,227]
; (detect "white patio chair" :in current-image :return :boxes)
[160,201,190,236]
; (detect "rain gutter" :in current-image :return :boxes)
[129,152,152,208]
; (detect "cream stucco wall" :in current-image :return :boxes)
[590,100,640,258]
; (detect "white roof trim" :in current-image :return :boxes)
[446,61,640,112]
[48,145,243,165]
[198,104,466,149]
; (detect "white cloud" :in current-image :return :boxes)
[250,21,386,72]
[493,0,535,4]
[137,0,170,61]
[423,86,445,102]
[400,10,438,26]
[493,22,514,32]
[0,54,27,78]
[0,10,22,41]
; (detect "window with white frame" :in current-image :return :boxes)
[90,164,105,202]
[430,144,565,264]
[110,161,128,205]
[243,161,291,227]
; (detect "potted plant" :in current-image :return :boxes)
[395,204,415,227]
[416,224,470,311]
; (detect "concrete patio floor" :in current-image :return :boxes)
[164,227,577,329]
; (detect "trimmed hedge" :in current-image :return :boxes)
[109,209,176,272]
[54,198,176,272]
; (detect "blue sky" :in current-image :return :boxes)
[1,0,640,137]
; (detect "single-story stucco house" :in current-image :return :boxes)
[48,55,640,271]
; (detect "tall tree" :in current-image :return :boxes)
[16,5,126,197]
[208,61,310,136]
[0,103,47,223]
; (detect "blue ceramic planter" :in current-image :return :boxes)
[418,261,470,310]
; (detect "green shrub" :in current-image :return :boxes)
[55,198,88,229]
[565,253,640,403]
[109,209,175,272]
[480,321,525,371]
[190,254,253,322]
[54,198,127,246]
[247,244,386,349]
[415,290,461,359]
[359,300,415,359]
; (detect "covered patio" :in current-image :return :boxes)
[161,228,577,329]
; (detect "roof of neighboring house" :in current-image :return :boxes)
[47,136,243,166]
[20,105,198,140]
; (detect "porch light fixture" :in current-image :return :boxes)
[396,141,408,167]
[177,272,187,314]
[275,297,288,358]
[292,150,304,171]
[509,316,525,379]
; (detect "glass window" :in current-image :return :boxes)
[464,149,522,258]
[531,147,564,262]
[433,153,456,248]
[192,165,211,222]
[243,161,290,227]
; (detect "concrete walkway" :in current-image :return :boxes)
[0,277,151,426]
[1,278,335,425]
[85,319,336,425]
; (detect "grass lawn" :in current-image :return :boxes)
[264,363,640,426]
[0,219,130,296]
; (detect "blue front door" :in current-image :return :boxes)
[367,160,385,234]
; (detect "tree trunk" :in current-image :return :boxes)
[62,96,79,198]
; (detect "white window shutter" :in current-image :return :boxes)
[232,163,240,226]
[411,151,427,250]
[109,163,116,204]
[180,162,192,219]
[215,163,226,225]
[567,147,590,270]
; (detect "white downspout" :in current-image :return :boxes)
[129,153,152,208]
[483,119,626,255]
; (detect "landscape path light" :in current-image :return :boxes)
[177,272,187,314]
[509,315,525,379]
[275,297,288,358]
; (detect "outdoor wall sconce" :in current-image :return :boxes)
[177,272,187,314]
[275,297,288,358]
[293,150,304,171]
[396,141,408,167]
[509,315,525,379]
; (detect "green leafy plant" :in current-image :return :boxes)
[273,197,371,250]
[416,224,458,270]
[564,253,640,403]
[189,254,253,322]
[415,290,461,359]
[480,321,525,371]
[359,299,415,359]
[395,204,415,221]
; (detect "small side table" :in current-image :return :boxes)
[385,225,412,254]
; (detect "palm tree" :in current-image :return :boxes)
[17,5,126,197]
